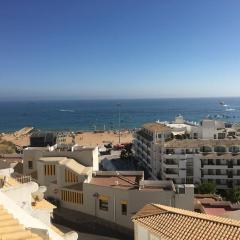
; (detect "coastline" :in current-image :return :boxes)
[1,98,240,133]
[0,127,134,148]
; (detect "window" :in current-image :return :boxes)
[99,196,108,211]
[208,169,214,175]
[214,146,226,153]
[28,161,33,169]
[200,146,212,153]
[177,186,185,194]
[208,159,214,165]
[121,200,127,215]
[61,190,83,204]
[193,133,198,139]
[44,164,56,176]
[216,179,221,184]
[65,169,78,183]
[230,146,239,153]
[218,133,226,139]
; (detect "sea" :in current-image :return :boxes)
[1,97,240,132]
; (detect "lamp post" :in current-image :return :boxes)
[117,103,121,144]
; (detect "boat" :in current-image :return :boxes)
[219,101,228,107]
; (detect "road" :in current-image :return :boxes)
[99,150,137,171]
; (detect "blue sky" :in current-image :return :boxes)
[1,0,240,100]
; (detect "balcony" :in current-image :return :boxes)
[163,154,187,159]
[233,165,240,169]
[142,142,148,149]
[163,172,179,179]
[142,150,147,156]
[202,175,228,179]
[136,130,153,141]
[163,169,179,179]
[216,184,229,190]
[163,162,178,169]
[139,156,151,167]
[202,165,228,170]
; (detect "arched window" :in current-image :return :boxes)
[214,146,226,153]
[229,146,239,153]
[200,146,212,153]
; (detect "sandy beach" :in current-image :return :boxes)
[1,133,30,147]
[1,128,133,148]
[74,131,133,147]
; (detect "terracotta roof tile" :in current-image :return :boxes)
[89,175,139,189]
[132,204,240,240]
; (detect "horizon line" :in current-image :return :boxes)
[0,96,240,102]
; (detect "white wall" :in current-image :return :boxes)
[175,184,194,211]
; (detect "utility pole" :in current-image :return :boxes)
[117,103,121,143]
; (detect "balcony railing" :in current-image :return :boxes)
[136,130,153,141]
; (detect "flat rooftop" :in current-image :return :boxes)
[26,147,49,151]
[143,122,171,132]
[39,157,67,162]
[89,173,174,191]
[63,183,83,191]
[89,175,140,190]
[164,139,240,148]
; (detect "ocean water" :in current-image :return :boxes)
[0,98,240,132]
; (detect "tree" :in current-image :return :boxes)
[120,149,128,160]
[120,144,133,160]
[197,182,216,194]
[226,187,240,203]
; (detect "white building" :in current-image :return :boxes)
[0,168,78,240]
[134,117,240,189]
[23,144,99,178]
[22,147,194,230]
[159,115,232,140]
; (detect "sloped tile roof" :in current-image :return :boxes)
[132,204,240,240]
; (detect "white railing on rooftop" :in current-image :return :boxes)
[93,171,144,176]
[139,180,175,191]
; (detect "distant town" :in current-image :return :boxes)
[0,115,240,239]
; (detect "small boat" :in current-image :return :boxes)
[219,101,228,107]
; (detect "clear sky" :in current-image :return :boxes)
[1,0,240,100]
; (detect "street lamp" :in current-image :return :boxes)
[117,103,121,143]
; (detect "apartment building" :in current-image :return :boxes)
[22,147,194,230]
[132,203,240,240]
[0,168,78,240]
[134,122,172,178]
[134,117,240,189]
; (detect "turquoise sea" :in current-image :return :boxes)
[0,98,240,132]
